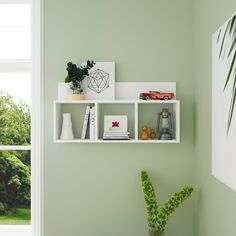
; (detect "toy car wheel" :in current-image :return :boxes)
[163,96,169,100]
[145,96,150,100]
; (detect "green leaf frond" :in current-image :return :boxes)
[141,171,194,232]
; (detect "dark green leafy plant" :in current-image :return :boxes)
[65,60,95,94]
[217,14,236,132]
[141,171,193,234]
[0,151,30,210]
[0,202,7,214]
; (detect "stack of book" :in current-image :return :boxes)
[103,131,130,140]
[81,105,95,140]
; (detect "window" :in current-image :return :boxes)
[0,1,42,236]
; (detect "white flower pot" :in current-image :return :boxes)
[68,93,85,100]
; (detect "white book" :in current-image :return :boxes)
[89,107,95,140]
[103,133,130,137]
[103,136,130,140]
[103,132,130,136]
[104,131,130,135]
[81,106,90,139]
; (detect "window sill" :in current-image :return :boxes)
[0,226,31,236]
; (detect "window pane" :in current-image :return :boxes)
[0,73,31,145]
[0,73,31,105]
[0,4,31,59]
[0,150,31,225]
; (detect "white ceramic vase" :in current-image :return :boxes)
[60,113,74,140]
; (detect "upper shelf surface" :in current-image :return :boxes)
[58,82,177,101]
[115,82,176,100]
[54,100,180,104]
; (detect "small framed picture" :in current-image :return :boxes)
[104,115,127,132]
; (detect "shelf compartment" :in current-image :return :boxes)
[137,101,180,142]
[97,103,135,140]
[54,101,96,141]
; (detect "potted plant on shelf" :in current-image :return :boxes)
[65,60,95,100]
[141,171,194,236]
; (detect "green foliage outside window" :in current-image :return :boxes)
[0,92,30,146]
[0,92,31,217]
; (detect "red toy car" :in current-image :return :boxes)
[139,91,174,100]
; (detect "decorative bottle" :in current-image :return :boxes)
[141,125,149,140]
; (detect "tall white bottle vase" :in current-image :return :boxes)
[60,113,74,140]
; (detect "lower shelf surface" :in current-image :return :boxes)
[54,139,179,143]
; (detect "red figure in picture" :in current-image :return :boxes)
[112,121,120,127]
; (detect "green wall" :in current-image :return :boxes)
[44,1,194,236]
[194,0,236,235]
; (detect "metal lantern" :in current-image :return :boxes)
[156,108,174,140]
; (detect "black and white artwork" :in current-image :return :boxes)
[87,69,109,94]
[82,62,115,100]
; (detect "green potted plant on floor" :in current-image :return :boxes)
[141,171,194,236]
[65,60,95,100]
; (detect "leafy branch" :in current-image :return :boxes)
[65,60,95,94]
[218,14,236,132]
[141,171,193,233]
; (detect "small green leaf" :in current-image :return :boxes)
[217,29,221,43]
[227,35,236,57]
[65,75,71,83]
[229,15,236,34]
[219,20,231,58]
[227,77,236,132]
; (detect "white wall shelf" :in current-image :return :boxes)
[53,100,180,144]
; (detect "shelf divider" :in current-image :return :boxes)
[135,102,138,141]
[95,102,99,141]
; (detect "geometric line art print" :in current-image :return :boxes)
[87,69,110,94]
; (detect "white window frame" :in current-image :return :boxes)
[0,0,43,236]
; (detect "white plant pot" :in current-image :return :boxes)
[60,113,74,140]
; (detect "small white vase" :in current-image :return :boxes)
[60,113,74,140]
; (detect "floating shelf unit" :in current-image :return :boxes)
[53,100,180,144]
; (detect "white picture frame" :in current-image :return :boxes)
[104,115,127,133]
[212,13,236,191]
[82,62,115,100]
